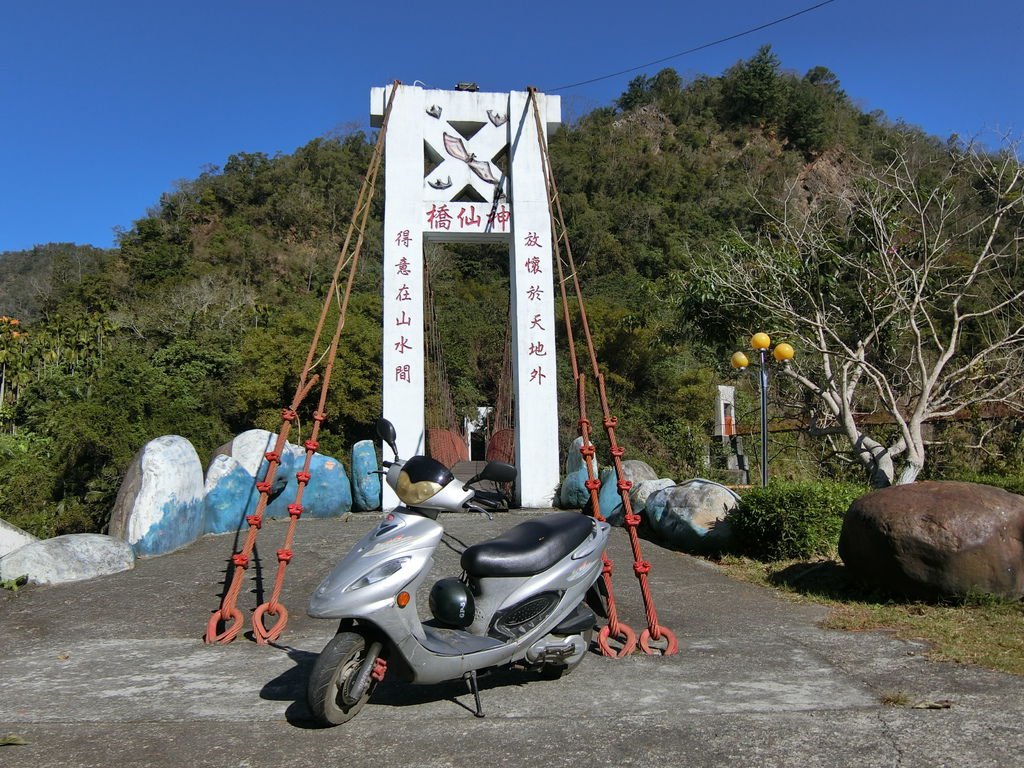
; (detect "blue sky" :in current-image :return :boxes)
[2,0,1021,253]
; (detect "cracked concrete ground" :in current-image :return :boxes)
[1,512,1022,767]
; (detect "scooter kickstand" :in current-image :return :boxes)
[464,670,485,718]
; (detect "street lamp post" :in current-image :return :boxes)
[730,333,794,487]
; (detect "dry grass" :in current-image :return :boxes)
[714,555,1024,676]
[879,690,911,707]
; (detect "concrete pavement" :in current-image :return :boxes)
[1,511,1022,767]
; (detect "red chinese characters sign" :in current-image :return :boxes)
[390,230,418,384]
[424,203,512,235]
[522,230,550,386]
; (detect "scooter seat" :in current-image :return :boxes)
[461,512,595,577]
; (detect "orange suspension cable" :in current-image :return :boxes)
[205,82,400,645]
[527,87,677,656]
[525,89,635,657]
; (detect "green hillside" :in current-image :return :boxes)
[2,47,1021,537]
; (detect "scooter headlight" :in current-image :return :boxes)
[345,557,411,592]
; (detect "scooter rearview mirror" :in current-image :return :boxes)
[480,461,516,484]
[375,417,399,459]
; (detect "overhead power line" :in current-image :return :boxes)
[547,0,838,93]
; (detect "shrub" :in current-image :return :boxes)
[944,472,1024,497]
[731,480,867,560]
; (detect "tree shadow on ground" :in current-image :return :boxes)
[766,559,906,606]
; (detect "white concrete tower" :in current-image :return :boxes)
[371,84,561,508]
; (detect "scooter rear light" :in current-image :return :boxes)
[345,557,411,591]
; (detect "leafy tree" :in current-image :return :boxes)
[783,77,833,156]
[119,218,189,285]
[689,138,1024,486]
[617,74,655,112]
[721,44,786,128]
[0,243,113,320]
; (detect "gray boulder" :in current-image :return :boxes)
[1,517,37,558]
[590,460,661,523]
[621,460,659,484]
[0,534,135,585]
[645,479,739,552]
[839,481,1024,600]
[630,478,677,517]
[599,460,661,523]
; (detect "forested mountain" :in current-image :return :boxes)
[2,46,1020,537]
[0,242,112,321]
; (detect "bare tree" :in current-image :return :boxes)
[694,138,1024,486]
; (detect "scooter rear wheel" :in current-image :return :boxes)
[540,627,594,680]
[307,630,378,726]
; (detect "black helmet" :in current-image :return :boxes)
[429,577,475,628]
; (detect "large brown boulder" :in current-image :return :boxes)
[838,481,1024,600]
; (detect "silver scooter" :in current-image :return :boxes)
[306,418,610,726]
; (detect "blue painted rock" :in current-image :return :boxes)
[559,437,593,509]
[0,534,135,585]
[597,468,623,524]
[206,429,352,529]
[351,440,381,511]
[269,452,352,519]
[0,517,37,558]
[597,460,661,525]
[203,454,261,534]
[109,436,206,557]
[646,479,739,552]
[264,444,305,518]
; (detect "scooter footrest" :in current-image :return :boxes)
[421,624,505,656]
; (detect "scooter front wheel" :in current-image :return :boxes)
[307,630,379,726]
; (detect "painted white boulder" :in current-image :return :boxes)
[205,429,296,534]
[0,517,38,558]
[0,534,135,585]
[218,429,304,477]
[108,436,206,557]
